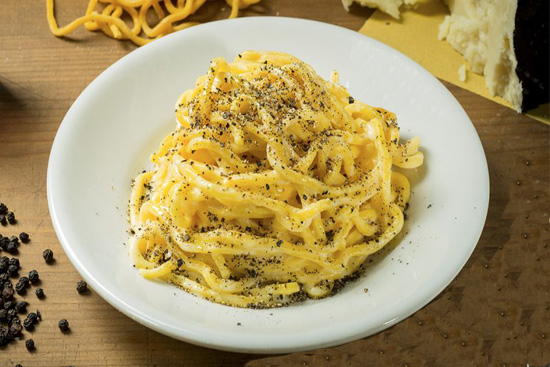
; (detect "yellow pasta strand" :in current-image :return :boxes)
[46,0,260,46]
[128,51,423,308]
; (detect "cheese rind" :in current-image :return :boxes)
[438,0,549,112]
[439,0,523,112]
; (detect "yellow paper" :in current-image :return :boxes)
[359,0,549,124]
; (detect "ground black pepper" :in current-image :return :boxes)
[76,280,88,294]
[58,318,69,331]
[42,248,54,263]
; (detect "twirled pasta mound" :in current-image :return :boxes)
[129,51,423,308]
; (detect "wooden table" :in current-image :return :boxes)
[1,1,548,366]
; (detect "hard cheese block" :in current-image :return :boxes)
[359,0,549,123]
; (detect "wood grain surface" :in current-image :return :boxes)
[1,1,549,366]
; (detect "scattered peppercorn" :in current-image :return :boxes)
[6,241,18,254]
[23,318,34,331]
[9,322,22,336]
[15,282,26,295]
[42,249,54,263]
[348,96,355,104]
[9,257,19,267]
[15,301,27,314]
[35,288,44,299]
[18,276,29,288]
[19,232,29,243]
[7,212,16,224]
[58,318,69,331]
[8,264,18,277]
[0,215,5,225]
[28,270,39,284]
[15,364,23,367]
[76,280,88,294]
[25,338,35,351]
[2,286,14,299]
[0,203,7,215]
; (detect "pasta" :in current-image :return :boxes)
[46,0,260,46]
[129,51,424,308]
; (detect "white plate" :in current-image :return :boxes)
[47,17,489,353]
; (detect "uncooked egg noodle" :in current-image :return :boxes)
[46,0,260,46]
[129,51,423,308]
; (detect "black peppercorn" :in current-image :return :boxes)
[7,212,15,224]
[42,249,54,263]
[4,300,14,310]
[0,214,6,225]
[19,232,29,243]
[0,327,12,346]
[0,262,6,274]
[23,318,34,331]
[6,241,18,254]
[2,286,14,299]
[0,238,7,251]
[26,312,37,324]
[7,264,18,277]
[28,270,39,284]
[9,322,22,337]
[8,316,20,327]
[7,308,17,320]
[0,203,7,215]
[35,288,44,299]
[0,309,7,323]
[76,280,88,294]
[9,236,19,245]
[15,364,23,367]
[25,338,35,351]
[15,301,26,314]
[58,318,69,331]
[15,282,25,295]
[18,276,29,288]
[8,257,19,268]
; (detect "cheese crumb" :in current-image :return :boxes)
[458,64,466,82]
